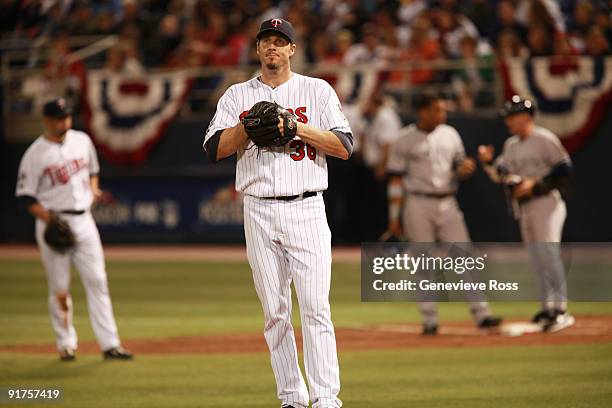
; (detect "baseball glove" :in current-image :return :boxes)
[44,213,75,253]
[241,101,298,147]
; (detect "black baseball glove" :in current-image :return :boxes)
[44,213,75,253]
[241,101,298,147]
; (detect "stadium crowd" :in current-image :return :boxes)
[2,0,610,69]
[1,1,610,113]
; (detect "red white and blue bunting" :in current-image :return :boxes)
[502,57,612,152]
[81,70,192,164]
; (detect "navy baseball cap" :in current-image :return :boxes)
[43,98,73,118]
[257,18,295,43]
[501,95,536,117]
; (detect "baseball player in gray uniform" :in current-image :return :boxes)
[15,99,133,361]
[478,95,574,332]
[386,94,502,335]
[203,19,352,408]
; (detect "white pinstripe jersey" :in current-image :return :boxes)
[16,129,99,211]
[204,73,352,197]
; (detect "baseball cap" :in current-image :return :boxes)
[501,95,536,117]
[256,18,295,43]
[43,98,73,118]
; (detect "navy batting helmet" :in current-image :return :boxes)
[501,95,536,117]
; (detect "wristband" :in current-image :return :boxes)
[389,202,401,221]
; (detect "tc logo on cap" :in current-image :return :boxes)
[271,19,282,27]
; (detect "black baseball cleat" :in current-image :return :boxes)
[532,309,555,324]
[102,346,133,360]
[59,348,76,362]
[422,324,438,336]
[478,316,503,329]
[281,406,296,408]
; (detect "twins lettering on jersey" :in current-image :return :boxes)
[240,106,316,161]
[43,158,87,186]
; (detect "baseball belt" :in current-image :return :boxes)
[262,191,319,201]
[407,191,454,199]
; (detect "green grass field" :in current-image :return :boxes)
[1,258,612,407]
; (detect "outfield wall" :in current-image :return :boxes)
[2,109,611,243]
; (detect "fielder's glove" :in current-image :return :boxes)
[44,213,75,253]
[241,101,298,147]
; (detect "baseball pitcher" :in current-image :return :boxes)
[203,19,352,408]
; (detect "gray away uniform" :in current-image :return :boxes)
[387,123,492,326]
[494,125,571,311]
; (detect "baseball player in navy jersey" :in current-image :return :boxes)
[203,19,352,408]
[15,99,133,361]
[386,94,502,335]
[478,95,574,332]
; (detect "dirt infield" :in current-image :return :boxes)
[2,316,611,355]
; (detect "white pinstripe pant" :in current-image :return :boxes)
[244,194,341,408]
[35,213,121,352]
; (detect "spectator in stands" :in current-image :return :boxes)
[39,2,72,38]
[343,23,392,66]
[550,33,580,74]
[452,35,494,111]
[433,6,479,58]
[497,28,529,58]
[593,6,612,45]
[167,19,209,68]
[362,93,403,181]
[360,92,403,239]
[65,3,96,36]
[96,9,121,36]
[585,26,611,56]
[390,14,441,87]
[527,24,554,56]
[372,8,400,52]
[145,13,182,66]
[118,0,155,42]
[104,41,145,74]
[461,0,495,38]
[326,0,367,38]
[255,0,284,22]
[45,31,85,81]
[517,0,566,33]
[397,0,427,27]
[569,0,595,38]
[327,29,355,63]
[307,32,331,64]
[209,18,251,67]
[490,0,528,46]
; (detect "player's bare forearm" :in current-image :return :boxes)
[387,176,403,206]
[217,123,249,160]
[482,164,502,184]
[387,175,404,235]
[456,157,477,181]
[90,175,102,202]
[477,145,501,183]
[27,202,51,223]
[296,123,350,160]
